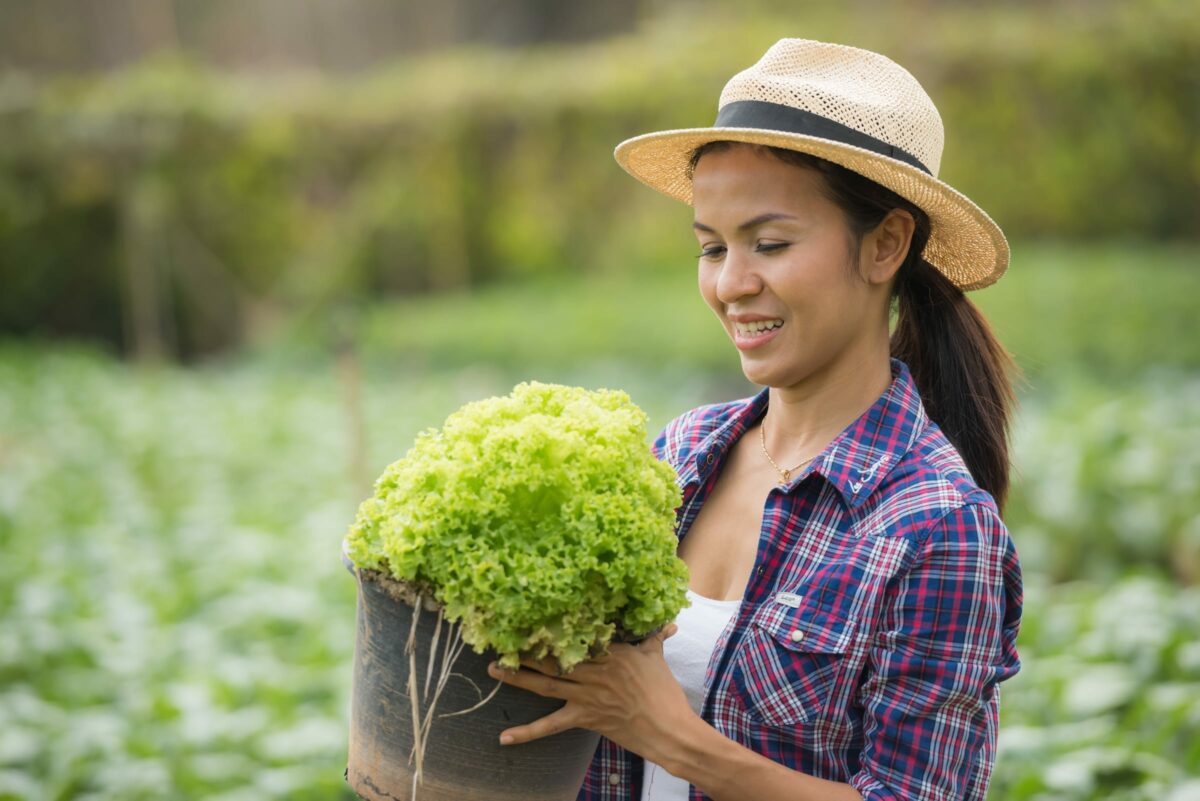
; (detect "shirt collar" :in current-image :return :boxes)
[691,359,928,509]
[809,359,929,508]
[688,390,770,485]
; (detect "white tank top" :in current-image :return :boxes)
[640,589,741,801]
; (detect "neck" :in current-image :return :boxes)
[762,350,893,466]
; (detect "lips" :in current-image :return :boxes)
[729,317,785,351]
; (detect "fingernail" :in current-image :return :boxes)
[499,734,513,745]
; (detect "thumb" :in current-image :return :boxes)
[638,623,678,654]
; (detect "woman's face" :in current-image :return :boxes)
[691,145,894,391]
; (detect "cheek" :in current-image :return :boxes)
[797,285,879,349]
[698,267,722,314]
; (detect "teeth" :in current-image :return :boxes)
[734,319,783,335]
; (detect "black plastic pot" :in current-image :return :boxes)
[345,556,601,801]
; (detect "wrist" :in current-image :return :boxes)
[656,714,742,790]
[632,704,701,771]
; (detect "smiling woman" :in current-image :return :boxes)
[489,38,1023,801]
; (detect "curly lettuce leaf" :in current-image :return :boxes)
[346,382,688,670]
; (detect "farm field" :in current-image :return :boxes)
[3,2,1198,797]
[2,244,1199,800]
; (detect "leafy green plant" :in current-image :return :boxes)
[993,576,1200,800]
[1005,371,1200,583]
[344,381,688,670]
[2,342,1198,800]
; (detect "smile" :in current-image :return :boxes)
[732,319,784,335]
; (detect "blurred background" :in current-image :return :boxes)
[1,0,1197,798]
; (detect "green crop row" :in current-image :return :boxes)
[0,347,1197,799]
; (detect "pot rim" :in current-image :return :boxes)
[344,539,444,612]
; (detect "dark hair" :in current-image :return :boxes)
[688,142,1016,510]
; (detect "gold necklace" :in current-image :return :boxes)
[759,422,816,484]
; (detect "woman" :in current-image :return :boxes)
[487,39,1022,801]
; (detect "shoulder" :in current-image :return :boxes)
[856,419,1004,545]
[915,420,998,514]
[859,424,1022,652]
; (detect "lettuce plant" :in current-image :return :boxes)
[346,381,688,670]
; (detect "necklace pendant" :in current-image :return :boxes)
[781,469,791,482]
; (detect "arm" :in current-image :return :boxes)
[848,502,1022,801]
[489,631,862,801]
[492,502,1020,801]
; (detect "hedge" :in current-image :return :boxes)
[0,0,1195,357]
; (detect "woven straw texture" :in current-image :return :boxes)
[614,39,1008,290]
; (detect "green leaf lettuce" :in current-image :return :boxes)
[346,381,688,670]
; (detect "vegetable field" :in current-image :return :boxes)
[2,350,1197,800]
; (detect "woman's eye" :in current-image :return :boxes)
[755,242,789,254]
[697,245,727,260]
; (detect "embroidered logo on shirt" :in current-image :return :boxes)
[850,456,892,494]
[775,592,803,608]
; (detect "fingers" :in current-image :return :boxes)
[488,662,577,700]
[517,655,568,676]
[497,705,577,746]
[659,623,679,641]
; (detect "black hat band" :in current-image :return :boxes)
[714,99,932,175]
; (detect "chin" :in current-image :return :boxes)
[737,356,784,388]
[737,349,822,390]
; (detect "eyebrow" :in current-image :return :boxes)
[692,212,798,234]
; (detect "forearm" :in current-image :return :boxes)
[660,715,863,801]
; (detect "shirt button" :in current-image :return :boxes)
[608,772,621,785]
[705,453,715,465]
[789,629,805,643]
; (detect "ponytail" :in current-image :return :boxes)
[891,256,1016,509]
[689,142,1017,510]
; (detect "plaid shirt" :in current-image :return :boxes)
[579,360,1022,801]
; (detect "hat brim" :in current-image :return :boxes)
[614,127,1008,291]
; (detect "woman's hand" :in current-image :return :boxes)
[489,626,864,801]
[486,624,697,766]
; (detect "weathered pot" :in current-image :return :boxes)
[345,555,601,801]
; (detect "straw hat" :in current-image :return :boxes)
[614,39,1008,290]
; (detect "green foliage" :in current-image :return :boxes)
[346,382,687,670]
[1,1,1197,356]
[973,243,1200,378]
[0,347,362,801]
[1006,373,1200,584]
[993,576,1200,800]
[1,340,1197,799]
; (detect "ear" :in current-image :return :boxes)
[860,209,915,285]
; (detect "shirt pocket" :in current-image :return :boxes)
[731,600,857,727]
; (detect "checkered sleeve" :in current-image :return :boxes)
[849,502,1022,801]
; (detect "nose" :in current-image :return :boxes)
[715,248,763,305]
